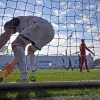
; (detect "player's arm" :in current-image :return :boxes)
[86,46,95,56]
[1,17,20,50]
[0,24,16,49]
[0,32,11,49]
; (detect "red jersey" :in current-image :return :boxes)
[80,43,86,56]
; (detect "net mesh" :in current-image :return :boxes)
[0,0,100,58]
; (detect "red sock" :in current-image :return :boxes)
[3,64,13,74]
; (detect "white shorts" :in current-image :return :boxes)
[20,20,54,50]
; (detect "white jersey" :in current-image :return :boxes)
[16,16,54,49]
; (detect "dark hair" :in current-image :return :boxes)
[4,18,20,30]
[81,39,85,43]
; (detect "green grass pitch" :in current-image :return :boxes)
[5,68,100,82]
[1,68,100,99]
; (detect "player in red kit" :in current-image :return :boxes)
[80,39,94,72]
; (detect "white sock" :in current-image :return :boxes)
[20,72,27,81]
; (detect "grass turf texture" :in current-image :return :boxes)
[1,69,100,99]
[5,69,100,82]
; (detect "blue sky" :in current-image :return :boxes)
[0,0,100,58]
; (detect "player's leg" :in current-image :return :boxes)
[0,57,17,81]
[80,56,84,72]
[2,59,17,76]
[0,35,28,80]
[12,46,27,81]
[27,45,37,81]
[12,35,29,81]
[85,58,89,72]
[27,45,37,71]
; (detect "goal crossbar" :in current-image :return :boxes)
[0,80,100,91]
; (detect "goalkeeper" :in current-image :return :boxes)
[0,16,54,81]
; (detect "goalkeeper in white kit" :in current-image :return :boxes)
[0,16,54,81]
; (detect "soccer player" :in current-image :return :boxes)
[80,39,94,72]
[0,16,54,81]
